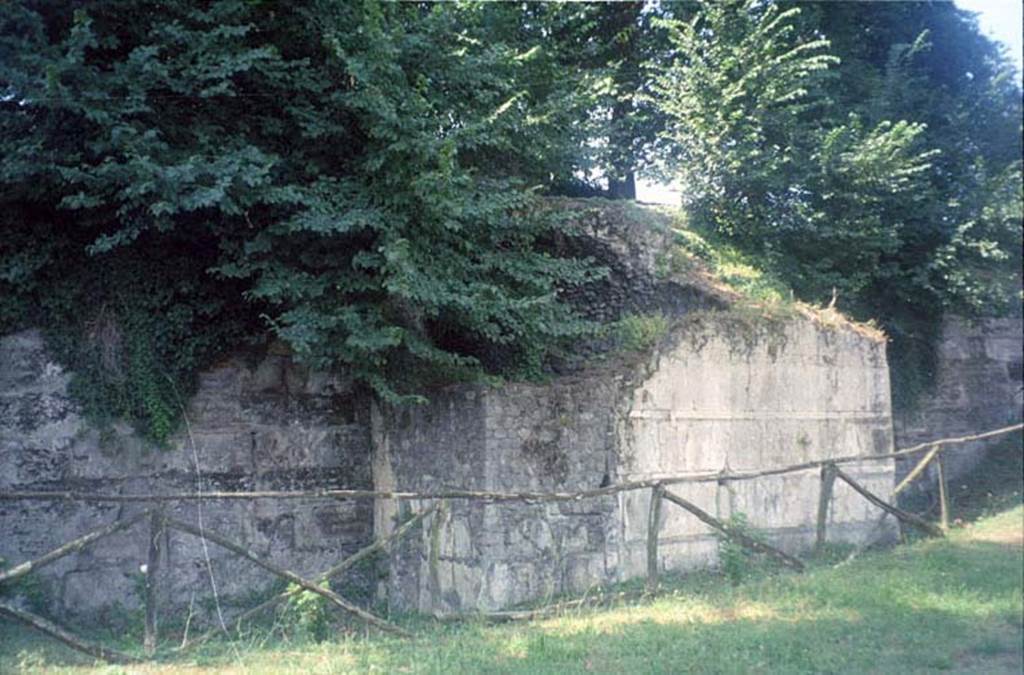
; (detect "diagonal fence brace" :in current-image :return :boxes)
[833,467,943,538]
[0,509,151,586]
[181,502,440,649]
[164,517,411,637]
[0,601,140,664]
[661,489,805,572]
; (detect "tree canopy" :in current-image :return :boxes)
[653,0,1022,406]
[1,0,1019,438]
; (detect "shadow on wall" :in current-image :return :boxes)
[894,316,1024,490]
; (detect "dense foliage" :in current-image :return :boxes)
[0,1,610,439]
[1,0,1019,438]
[653,0,1022,408]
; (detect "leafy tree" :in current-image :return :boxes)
[653,0,1022,408]
[482,2,676,200]
[1,0,1019,442]
[0,0,604,439]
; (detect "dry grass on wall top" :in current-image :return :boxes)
[660,211,885,345]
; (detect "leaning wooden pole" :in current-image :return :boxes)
[0,601,139,664]
[165,517,411,637]
[660,490,805,572]
[892,444,941,496]
[143,511,163,657]
[845,444,950,563]
[833,467,943,538]
[646,485,664,592]
[815,463,837,552]
[936,454,949,532]
[182,502,439,649]
[0,510,150,586]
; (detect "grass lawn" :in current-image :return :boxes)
[1,502,1021,674]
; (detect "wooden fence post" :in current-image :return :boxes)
[815,463,836,552]
[646,485,664,593]
[936,453,949,532]
[143,510,163,657]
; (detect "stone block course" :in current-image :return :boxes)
[0,330,373,619]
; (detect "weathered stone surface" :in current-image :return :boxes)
[0,331,373,621]
[893,316,1023,489]
[383,313,897,614]
[1,202,922,620]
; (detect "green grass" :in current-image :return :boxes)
[2,504,1021,674]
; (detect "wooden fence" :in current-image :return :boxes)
[0,422,1019,664]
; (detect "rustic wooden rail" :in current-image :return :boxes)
[3,423,1018,505]
[163,517,411,637]
[0,422,1019,662]
[180,502,441,650]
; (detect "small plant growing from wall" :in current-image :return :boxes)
[612,313,670,352]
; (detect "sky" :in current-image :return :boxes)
[956,0,1023,74]
[637,0,1024,205]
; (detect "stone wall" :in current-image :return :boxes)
[616,314,895,580]
[383,312,897,614]
[0,331,374,621]
[1,201,908,620]
[893,316,1023,487]
[2,314,898,620]
[381,374,626,613]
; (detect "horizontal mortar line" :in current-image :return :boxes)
[169,423,367,434]
[629,410,890,421]
[1,424,1015,503]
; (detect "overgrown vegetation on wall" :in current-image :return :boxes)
[1,1,1019,438]
[0,2,613,439]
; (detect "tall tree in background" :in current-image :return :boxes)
[654,0,1022,408]
[0,0,1019,439]
[511,2,674,199]
[798,1,1023,404]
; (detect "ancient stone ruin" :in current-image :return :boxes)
[2,201,983,620]
[381,313,895,612]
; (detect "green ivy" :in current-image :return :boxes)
[714,512,761,585]
[281,582,333,643]
[611,313,670,353]
[0,1,606,430]
[18,244,261,445]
